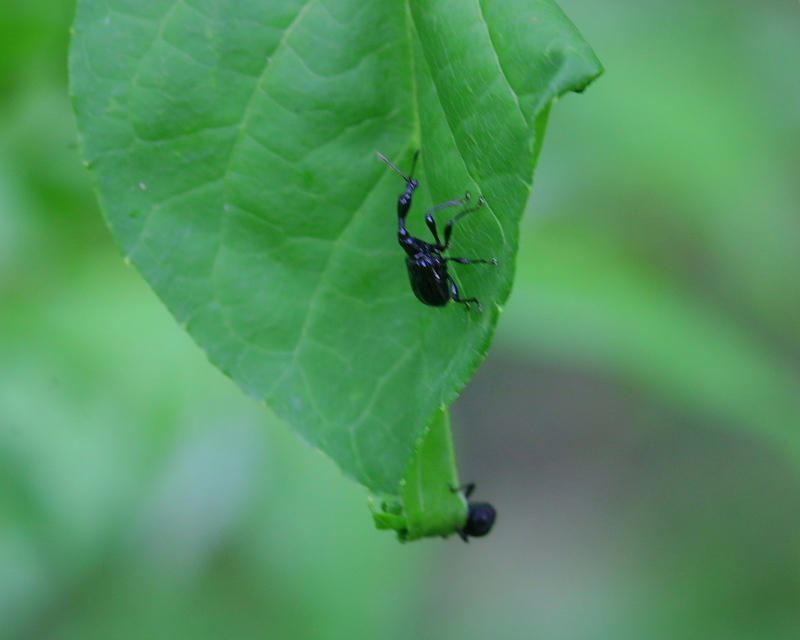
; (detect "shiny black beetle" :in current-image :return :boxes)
[378,151,496,310]
[457,483,496,542]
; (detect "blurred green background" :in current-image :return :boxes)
[2,0,800,638]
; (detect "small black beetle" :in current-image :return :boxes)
[457,483,496,542]
[378,151,497,310]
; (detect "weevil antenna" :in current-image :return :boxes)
[377,150,420,184]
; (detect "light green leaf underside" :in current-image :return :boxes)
[371,407,467,541]
[70,0,601,494]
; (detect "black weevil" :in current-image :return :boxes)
[457,483,496,542]
[378,151,497,310]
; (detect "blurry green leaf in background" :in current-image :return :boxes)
[2,0,800,639]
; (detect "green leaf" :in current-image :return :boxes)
[69,0,601,495]
[370,406,467,541]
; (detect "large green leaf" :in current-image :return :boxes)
[70,0,600,494]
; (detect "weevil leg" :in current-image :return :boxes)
[444,196,485,249]
[448,275,481,312]
[424,193,471,248]
[446,257,497,265]
[450,483,476,498]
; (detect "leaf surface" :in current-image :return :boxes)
[70,0,601,493]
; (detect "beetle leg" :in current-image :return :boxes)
[424,194,470,248]
[448,275,481,312]
[444,195,485,249]
[446,257,497,265]
[425,212,442,245]
[450,483,476,498]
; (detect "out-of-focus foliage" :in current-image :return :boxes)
[504,0,800,461]
[2,0,800,639]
